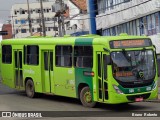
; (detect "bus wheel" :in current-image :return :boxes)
[80,86,96,107]
[25,79,36,98]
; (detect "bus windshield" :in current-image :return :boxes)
[111,50,156,82]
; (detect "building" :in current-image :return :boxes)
[96,0,160,53]
[11,1,58,38]
[65,0,90,36]
[1,24,12,40]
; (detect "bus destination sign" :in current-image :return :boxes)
[110,39,152,49]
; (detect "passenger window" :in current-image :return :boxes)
[55,45,72,67]
[74,46,93,68]
[2,45,12,64]
[24,45,39,65]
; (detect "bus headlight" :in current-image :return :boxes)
[152,81,158,91]
[113,85,124,94]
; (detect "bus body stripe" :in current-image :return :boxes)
[75,38,94,98]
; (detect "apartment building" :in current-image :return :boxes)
[11,1,58,38]
[96,0,160,53]
[65,0,90,36]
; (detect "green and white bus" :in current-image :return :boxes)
[0,34,158,107]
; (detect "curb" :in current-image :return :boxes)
[145,100,160,103]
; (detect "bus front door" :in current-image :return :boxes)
[97,52,108,102]
[42,50,54,93]
[14,50,23,89]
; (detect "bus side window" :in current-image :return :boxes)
[55,45,72,67]
[24,45,39,65]
[2,45,12,64]
[76,57,83,67]
[74,46,93,68]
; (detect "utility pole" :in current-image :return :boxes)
[87,0,97,34]
[40,0,46,37]
[9,15,17,38]
[39,12,42,36]
[55,0,66,37]
[27,0,33,36]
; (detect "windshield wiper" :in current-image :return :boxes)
[122,49,131,62]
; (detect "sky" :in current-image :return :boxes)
[0,0,36,40]
[0,0,37,23]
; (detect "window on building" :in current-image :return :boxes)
[136,19,140,35]
[147,15,152,35]
[37,28,42,32]
[143,16,147,35]
[32,28,34,32]
[110,0,114,9]
[52,17,57,21]
[124,0,131,3]
[24,45,39,65]
[20,9,25,14]
[129,21,133,35]
[123,23,127,33]
[2,45,12,64]
[155,12,160,33]
[30,9,33,14]
[21,19,26,24]
[132,20,137,35]
[43,9,46,13]
[48,27,51,31]
[36,18,41,23]
[53,27,58,31]
[15,19,18,24]
[151,14,156,34]
[126,22,130,35]
[74,46,93,68]
[16,29,18,34]
[31,19,34,23]
[36,9,41,13]
[55,45,72,67]
[21,29,26,33]
[47,9,49,12]
[47,17,50,21]
[52,6,55,12]
[14,10,17,15]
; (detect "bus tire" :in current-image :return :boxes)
[80,86,96,107]
[25,79,36,98]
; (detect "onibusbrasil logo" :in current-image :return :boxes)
[1,112,42,118]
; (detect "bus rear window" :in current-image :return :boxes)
[2,45,12,64]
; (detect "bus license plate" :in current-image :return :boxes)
[135,97,143,102]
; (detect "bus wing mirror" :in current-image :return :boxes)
[153,45,157,59]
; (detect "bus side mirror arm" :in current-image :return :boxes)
[103,48,110,53]
[153,45,157,59]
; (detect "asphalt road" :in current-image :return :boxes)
[0,80,160,120]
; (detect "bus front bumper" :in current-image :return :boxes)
[106,89,158,104]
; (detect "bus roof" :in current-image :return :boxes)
[1,34,150,46]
